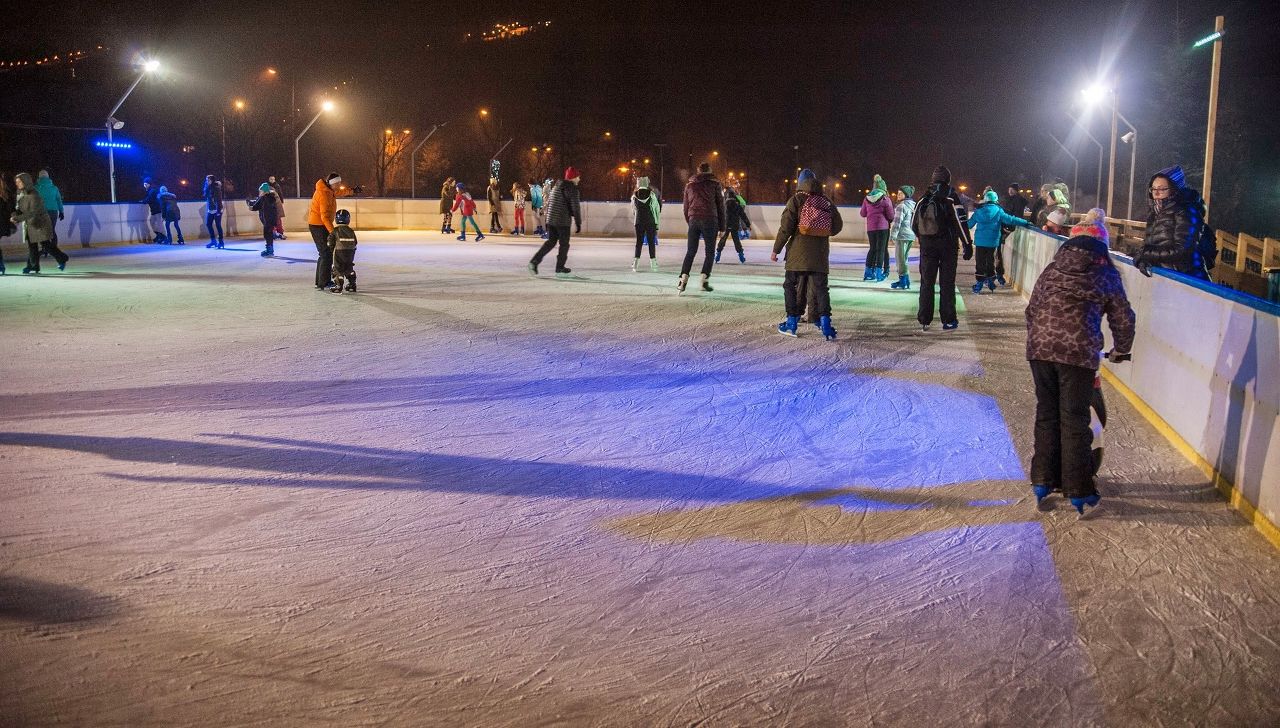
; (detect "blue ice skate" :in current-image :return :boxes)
[817,315,837,341]
[1070,494,1101,516]
[778,315,799,337]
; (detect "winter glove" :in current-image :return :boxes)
[59,212,65,221]
[1106,350,1132,363]
[1132,253,1153,277]
[574,224,581,234]
[962,244,973,261]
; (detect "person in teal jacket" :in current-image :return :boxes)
[967,189,1033,293]
[36,170,64,247]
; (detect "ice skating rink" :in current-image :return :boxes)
[2,232,1278,727]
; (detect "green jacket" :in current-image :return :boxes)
[13,174,54,243]
[772,181,843,273]
[36,176,63,214]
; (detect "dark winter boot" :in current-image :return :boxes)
[261,245,274,257]
[890,274,910,289]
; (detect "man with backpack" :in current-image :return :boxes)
[912,165,972,331]
[771,168,843,340]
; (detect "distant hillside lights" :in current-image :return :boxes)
[467,20,552,42]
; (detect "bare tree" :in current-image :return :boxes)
[367,129,414,197]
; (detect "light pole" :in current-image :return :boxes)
[653,143,667,201]
[294,100,334,198]
[1066,113,1104,213]
[1195,16,1225,221]
[221,98,246,192]
[106,59,159,203]
[1117,116,1138,221]
[1046,132,1079,210]
[410,123,445,198]
[1081,84,1139,220]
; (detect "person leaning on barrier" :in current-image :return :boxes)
[1133,165,1213,281]
[1025,209,1135,516]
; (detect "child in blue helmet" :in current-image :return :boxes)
[327,208,358,293]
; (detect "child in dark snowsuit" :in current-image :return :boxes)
[327,208,358,294]
[1025,209,1135,515]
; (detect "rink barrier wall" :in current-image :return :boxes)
[0,197,870,255]
[1008,226,1280,550]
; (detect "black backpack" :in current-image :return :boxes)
[1197,222,1218,271]
[913,194,945,237]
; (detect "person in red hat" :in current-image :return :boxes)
[528,167,583,276]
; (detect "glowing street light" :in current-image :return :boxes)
[295,100,336,197]
[233,98,247,111]
[106,58,160,202]
[479,108,489,117]
[1193,30,1223,48]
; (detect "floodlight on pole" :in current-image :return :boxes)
[410,122,446,198]
[1066,112,1105,214]
[295,100,336,197]
[1197,16,1225,221]
[106,59,160,203]
[1193,31,1223,48]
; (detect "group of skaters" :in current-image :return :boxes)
[1,169,70,275]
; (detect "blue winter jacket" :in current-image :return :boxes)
[967,202,1031,248]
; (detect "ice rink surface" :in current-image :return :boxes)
[2,232,1278,727]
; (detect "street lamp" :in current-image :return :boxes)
[1066,112,1103,213]
[410,122,446,198]
[1080,83,1139,219]
[106,59,159,203]
[295,100,335,197]
[221,99,247,191]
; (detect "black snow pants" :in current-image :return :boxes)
[1029,360,1098,499]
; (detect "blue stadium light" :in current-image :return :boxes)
[95,140,133,150]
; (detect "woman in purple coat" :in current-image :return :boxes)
[860,174,895,281]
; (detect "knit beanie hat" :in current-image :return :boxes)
[1069,208,1110,244]
[159,185,169,195]
[931,166,951,184]
[327,173,342,185]
[867,174,888,202]
[259,182,272,194]
[564,166,580,181]
[636,176,650,189]
[797,168,817,185]
[899,184,915,197]
[983,189,1000,203]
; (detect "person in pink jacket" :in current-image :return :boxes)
[860,173,895,281]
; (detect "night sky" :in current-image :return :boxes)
[4,0,1278,233]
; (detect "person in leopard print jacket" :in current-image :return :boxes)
[1025,209,1135,513]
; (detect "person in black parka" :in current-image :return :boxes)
[1134,165,1212,280]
